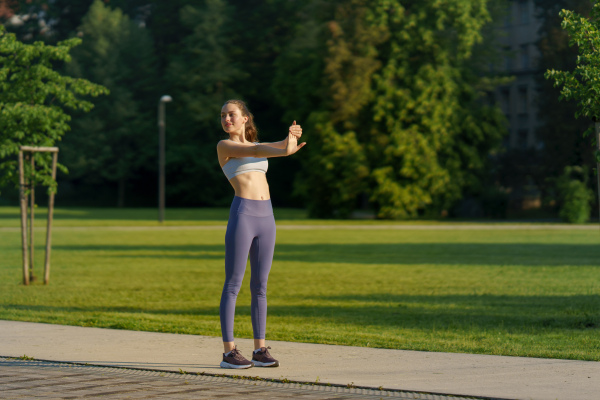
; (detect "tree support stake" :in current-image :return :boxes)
[18,146,59,286]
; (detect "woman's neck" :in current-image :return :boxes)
[229,132,247,143]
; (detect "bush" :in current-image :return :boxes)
[556,166,593,224]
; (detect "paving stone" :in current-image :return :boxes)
[0,357,495,400]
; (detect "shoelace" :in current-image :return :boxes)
[258,346,272,357]
[230,348,247,361]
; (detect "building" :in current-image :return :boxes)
[496,0,543,150]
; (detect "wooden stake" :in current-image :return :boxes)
[19,146,59,286]
[29,154,35,282]
[44,152,58,285]
[18,150,29,286]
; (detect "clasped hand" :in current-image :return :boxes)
[285,120,306,155]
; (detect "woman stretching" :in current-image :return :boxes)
[217,99,305,369]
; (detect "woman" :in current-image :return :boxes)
[217,99,305,369]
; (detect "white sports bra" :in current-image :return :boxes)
[221,157,268,180]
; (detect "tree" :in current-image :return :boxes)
[545,0,600,219]
[535,1,593,179]
[0,25,107,194]
[164,0,245,206]
[528,0,595,219]
[1,0,150,43]
[274,0,507,218]
[0,0,94,43]
[60,0,158,207]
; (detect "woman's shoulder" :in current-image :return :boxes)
[218,139,258,147]
[217,139,234,150]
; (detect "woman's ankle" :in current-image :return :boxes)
[223,342,236,353]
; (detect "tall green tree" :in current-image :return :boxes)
[0,26,107,193]
[527,0,595,220]
[537,0,596,176]
[165,0,245,206]
[545,0,600,219]
[60,0,158,207]
[274,0,506,218]
[222,0,306,205]
[1,0,150,43]
[0,0,94,43]
[144,0,196,75]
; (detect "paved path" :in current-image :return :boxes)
[0,357,482,400]
[2,321,599,400]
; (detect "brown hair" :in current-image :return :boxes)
[223,99,258,143]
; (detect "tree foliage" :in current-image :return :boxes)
[2,0,150,43]
[60,0,157,207]
[164,0,245,206]
[535,0,594,180]
[545,0,600,166]
[0,25,107,194]
[275,0,506,218]
[1,0,509,217]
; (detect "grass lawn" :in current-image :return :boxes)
[1,207,599,361]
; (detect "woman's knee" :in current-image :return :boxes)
[249,279,268,297]
[223,275,244,295]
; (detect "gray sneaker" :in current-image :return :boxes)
[220,347,254,369]
[251,346,279,367]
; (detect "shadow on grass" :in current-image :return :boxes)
[52,243,600,266]
[5,304,220,317]
[5,294,600,332]
[304,294,600,331]
[0,207,307,221]
[0,208,230,221]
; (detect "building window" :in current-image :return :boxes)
[518,114,529,130]
[518,86,528,114]
[504,2,512,27]
[520,44,530,70]
[517,129,529,149]
[518,0,529,25]
[504,48,514,71]
[501,89,510,114]
[485,91,496,107]
[503,133,511,149]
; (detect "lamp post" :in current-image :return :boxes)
[158,95,172,223]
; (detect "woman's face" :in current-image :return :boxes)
[221,103,248,136]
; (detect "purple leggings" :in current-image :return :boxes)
[220,196,276,342]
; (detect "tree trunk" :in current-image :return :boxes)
[44,151,58,285]
[117,177,125,208]
[596,122,600,224]
[29,155,35,283]
[18,150,29,286]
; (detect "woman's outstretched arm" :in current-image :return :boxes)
[218,134,305,158]
[218,122,305,158]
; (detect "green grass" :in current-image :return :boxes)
[1,207,600,360]
[1,206,574,227]
[0,206,307,227]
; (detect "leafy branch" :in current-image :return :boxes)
[0,26,109,194]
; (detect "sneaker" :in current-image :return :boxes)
[220,347,254,369]
[252,346,280,367]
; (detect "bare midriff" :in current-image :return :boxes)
[228,172,271,200]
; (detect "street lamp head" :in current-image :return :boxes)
[160,95,173,103]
